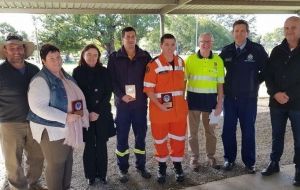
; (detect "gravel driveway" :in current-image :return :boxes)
[0,98,295,190]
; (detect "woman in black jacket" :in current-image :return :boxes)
[72,44,115,185]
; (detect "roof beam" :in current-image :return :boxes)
[0,8,161,14]
[188,0,300,6]
[3,0,177,5]
[160,0,192,14]
[171,8,300,14]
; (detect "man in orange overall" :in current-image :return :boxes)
[144,33,188,184]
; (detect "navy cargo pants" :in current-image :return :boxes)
[115,105,148,172]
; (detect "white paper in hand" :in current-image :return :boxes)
[209,109,221,125]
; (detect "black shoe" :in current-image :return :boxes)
[99,177,107,184]
[87,178,95,186]
[157,162,167,184]
[245,166,256,174]
[261,161,280,176]
[119,170,129,183]
[212,164,221,170]
[192,165,200,172]
[137,168,152,179]
[223,161,235,171]
[157,171,166,184]
[173,162,184,182]
[294,167,300,186]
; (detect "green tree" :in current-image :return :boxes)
[38,15,85,54]
[209,14,258,40]
[165,15,196,54]
[261,27,284,53]
[160,15,231,54]
[38,14,159,56]
[197,17,232,51]
[0,22,28,41]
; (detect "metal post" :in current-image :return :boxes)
[195,15,198,52]
[32,15,40,64]
[160,14,165,37]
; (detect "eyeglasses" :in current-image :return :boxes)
[199,41,213,44]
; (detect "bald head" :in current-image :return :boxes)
[285,16,300,24]
[284,16,300,48]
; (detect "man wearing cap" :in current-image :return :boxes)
[0,34,45,190]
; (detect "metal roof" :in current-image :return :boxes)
[0,0,300,14]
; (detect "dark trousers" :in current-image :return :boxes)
[222,96,257,167]
[270,107,300,167]
[83,122,108,180]
[115,106,147,172]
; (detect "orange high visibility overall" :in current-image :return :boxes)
[144,54,188,162]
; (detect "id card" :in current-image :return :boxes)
[72,99,83,116]
[161,93,173,108]
[125,85,136,99]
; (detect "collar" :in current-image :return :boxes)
[197,50,213,59]
[117,45,142,58]
[235,40,247,50]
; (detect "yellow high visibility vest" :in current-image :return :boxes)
[185,52,224,93]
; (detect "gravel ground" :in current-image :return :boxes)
[0,97,295,190]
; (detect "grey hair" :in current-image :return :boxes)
[198,32,214,44]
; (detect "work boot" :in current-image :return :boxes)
[190,156,199,171]
[223,160,235,171]
[119,170,129,183]
[207,157,221,170]
[173,162,184,182]
[137,168,152,179]
[261,161,280,176]
[157,162,167,184]
[294,167,300,186]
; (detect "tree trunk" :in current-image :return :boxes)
[105,41,115,55]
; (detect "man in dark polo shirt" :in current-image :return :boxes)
[0,34,45,190]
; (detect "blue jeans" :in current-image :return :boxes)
[222,96,257,167]
[270,107,300,167]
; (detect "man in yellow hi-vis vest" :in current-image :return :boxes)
[185,32,224,172]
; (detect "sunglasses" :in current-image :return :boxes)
[6,34,23,41]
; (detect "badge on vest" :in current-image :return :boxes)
[125,84,136,99]
[161,93,173,108]
[72,99,83,116]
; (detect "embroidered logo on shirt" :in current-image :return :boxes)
[245,54,255,62]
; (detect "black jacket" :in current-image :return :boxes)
[107,45,151,109]
[72,64,115,140]
[0,60,39,122]
[220,39,268,98]
[265,39,300,110]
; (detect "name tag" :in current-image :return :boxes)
[72,99,83,116]
[225,57,232,62]
[161,93,173,108]
[125,84,136,99]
